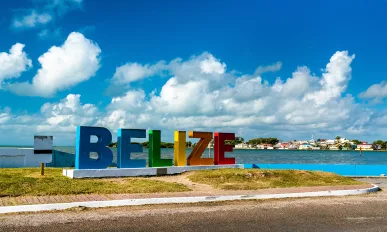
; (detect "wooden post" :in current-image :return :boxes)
[40,163,44,176]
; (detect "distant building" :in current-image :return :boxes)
[299,144,313,150]
[257,144,264,149]
[339,138,350,144]
[326,140,336,145]
[288,144,298,149]
[274,142,289,149]
[257,144,273,149]
[356,144,373,151]
[235,143,249,149]
[329,145,340,150]
[319,144,328,150]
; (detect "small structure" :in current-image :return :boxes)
[274,142,289,149]
[329,145,340,150]
[288,144,298,149]
[356,144,373,151]
[257,144,273,149]
[0,136,53,168]
[235,143,249,149]
[299,144,313,150]
[339,138,350,144]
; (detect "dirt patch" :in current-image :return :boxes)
[145,172,215,193]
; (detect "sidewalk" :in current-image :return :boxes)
[0,183,374,207]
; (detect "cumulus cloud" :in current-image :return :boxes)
[98,50,370,141]
[39,94,99,131]
[11,0,83,30]
[0,43,32,85]
[109,90,147,111]
[0,93,99,145]
[8,32,101,97]
[112,61,166,84]
[303,51,355,105]
[200,54,226,74]
[3,50,387,144]
[359,81,387,101]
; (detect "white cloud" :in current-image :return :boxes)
[254,61,282,76]
[8,32,101,97]
[112,61,166,84]
[303,51,355,105]
[359,81,387,101]
[12,11,52,29]
[99,50,374,142]
[11,0,83,30]
[0,112,11,124]
[3,50,387,145]
[0,43,32,84]
[47,0,84,16]
[0,93,99,145]
[39,94,99,130]
[109,90,146,112]
[200,54,226,74]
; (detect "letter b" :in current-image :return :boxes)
[75,126,113,169]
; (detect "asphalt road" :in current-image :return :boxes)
[1,178,387,232]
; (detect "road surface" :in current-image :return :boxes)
[1,178,386,232]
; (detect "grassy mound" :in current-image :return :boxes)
[188,169,362,190]
[0,168,190,197]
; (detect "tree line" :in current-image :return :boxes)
[109,137,387,150]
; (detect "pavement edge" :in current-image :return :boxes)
[0,184,379,214]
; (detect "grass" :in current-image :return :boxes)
[188,169,363,190]
[0,168,190,197]
[0,168,364,197]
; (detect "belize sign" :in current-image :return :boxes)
[75,126,236,170]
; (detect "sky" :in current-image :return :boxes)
[0,0,387,145]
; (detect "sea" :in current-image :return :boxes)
[51,147,387,165]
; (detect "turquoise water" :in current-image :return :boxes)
[53,147,387,165]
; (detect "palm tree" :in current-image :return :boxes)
[344,142,351,150]
[335,136,341,144]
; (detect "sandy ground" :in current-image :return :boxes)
[151,172,215,192]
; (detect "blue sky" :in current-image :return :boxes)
[0,0,387,145]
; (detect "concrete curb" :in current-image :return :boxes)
[0,185,379,214]
[347,176,387,178]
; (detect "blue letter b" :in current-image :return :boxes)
[75,126,113,169]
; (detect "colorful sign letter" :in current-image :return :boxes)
[214,132,236,165]
[148,130,173,167]
[187,131,213,166]
[75,126,113,169]
[174,131,186,166]
[117,129,146,168]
